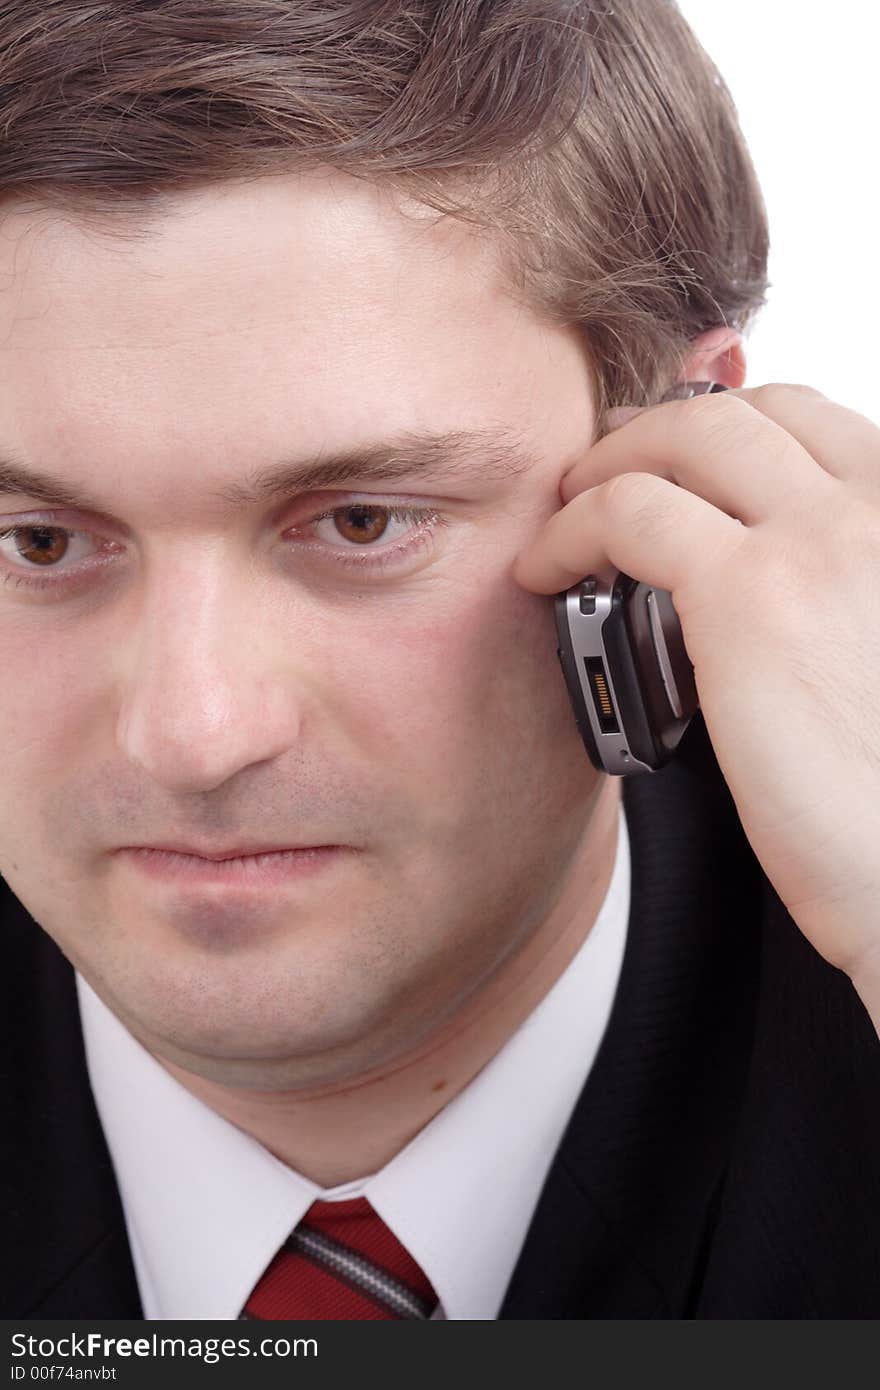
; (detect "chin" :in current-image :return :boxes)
[95,946,429,1084]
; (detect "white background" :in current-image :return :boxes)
[677,1,877,423]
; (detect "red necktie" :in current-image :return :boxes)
[241,1196,439,1320]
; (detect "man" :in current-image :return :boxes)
[1,0,878,1320]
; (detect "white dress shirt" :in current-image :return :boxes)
[76,800,630,1320]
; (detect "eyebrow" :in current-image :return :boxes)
[0,426,535,516]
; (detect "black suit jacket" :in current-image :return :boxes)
[3,713,879,1318]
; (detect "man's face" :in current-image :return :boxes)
[0,172,604,1087]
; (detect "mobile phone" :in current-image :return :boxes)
[554,381,728,775]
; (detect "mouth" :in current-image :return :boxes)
[117,844,350,887]
[124,841,339,861]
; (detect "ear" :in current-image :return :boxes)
[679,326,746,389]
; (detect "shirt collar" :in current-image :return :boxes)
[77,800,629,1320]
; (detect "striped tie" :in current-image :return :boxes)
[241,1196,439,1320]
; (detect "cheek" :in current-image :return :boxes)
[332,571,588,814]
[0,632,92,770]
[0,634,98,888]
[328,572,599,934]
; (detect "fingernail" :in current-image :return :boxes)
[604,405,643,430]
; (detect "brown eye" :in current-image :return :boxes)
[332,506,390,545]
[11,526,72,567]
[294,501,444,573]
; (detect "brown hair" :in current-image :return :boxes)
[0,0,770,428]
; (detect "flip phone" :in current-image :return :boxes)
[554,381,728,775]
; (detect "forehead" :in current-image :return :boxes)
[0,172,593,502]
[0,171,516,361]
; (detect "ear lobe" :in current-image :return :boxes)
[660,380,730,403]
[680,326,746,390]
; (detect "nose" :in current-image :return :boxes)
[115,554,309,793]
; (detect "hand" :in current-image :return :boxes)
[513,385,880,1030]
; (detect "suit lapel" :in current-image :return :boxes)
[1,889,141,1318]
[499,712,763,1317]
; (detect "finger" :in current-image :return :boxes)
[514,470,747,595]
[733,383,880,485]
[561,390,834,525]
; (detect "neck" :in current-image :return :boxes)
[158,776,622,1187]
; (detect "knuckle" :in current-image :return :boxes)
[686,390,770,453]
[747,382,827,418]
[758,381,826,401]
[750,384,788,413]
[601,471,671,536]
[601,470,654,512]
[690,388,750,422]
